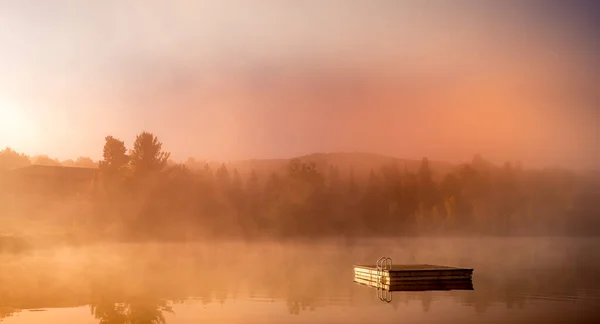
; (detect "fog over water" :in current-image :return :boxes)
[1,1,600,323]
[1,237,600,323]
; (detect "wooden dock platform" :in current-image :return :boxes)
[353,258,473,292]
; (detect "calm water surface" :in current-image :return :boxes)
[1,237,599,323]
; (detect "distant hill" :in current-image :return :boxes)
[186,152,456,181]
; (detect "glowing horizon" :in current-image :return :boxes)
[0,1,598,169]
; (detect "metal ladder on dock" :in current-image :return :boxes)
[376,256,393,303]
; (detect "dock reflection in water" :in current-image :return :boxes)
[354,277,474,303]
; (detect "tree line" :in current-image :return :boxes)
[88,132,600,240]
[0,147,97,169]
[2,131,599,240]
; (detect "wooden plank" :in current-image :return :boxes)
[354,265,473,277]
[355,278,474,287]
[354,264,473,272]
[354,268,473,278]
[354,272,472,283]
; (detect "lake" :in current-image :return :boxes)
[1,237,599,323]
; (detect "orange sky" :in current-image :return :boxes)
[0,1,598,169]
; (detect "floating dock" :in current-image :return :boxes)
[353,257,473,292]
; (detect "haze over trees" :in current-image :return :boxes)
[0,147,30,170]
[62,157,98,168]
[31,155,62,166]
[0,147,98,170]
[1,131,599,245]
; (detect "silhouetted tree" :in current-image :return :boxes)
[229,168,244,208]
[99,136,129,173]
[129,132,170,177]
[264,172,283,202]
[201,163,213,179]
[246,170,260,194]
[417,157,438,208]
[327,165,341,191]
[347,168,357,198]
[232,169,242,190]
[215,164,231,188]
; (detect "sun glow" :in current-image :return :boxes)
[0,97,37,148]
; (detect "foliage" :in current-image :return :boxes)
[129,132,170,176]
[0,147,30,169]
[99,136,129,173]
[94,151,596,239]
[3,132,600,240]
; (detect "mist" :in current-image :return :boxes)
[2,238,599,323]
[1,1,600,323]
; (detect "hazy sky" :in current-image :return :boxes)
[0,0,598,169]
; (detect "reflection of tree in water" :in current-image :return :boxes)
[0,307,19,321]
[286,298,317,315]
[90,298,173,324]
[285,279,322,316]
